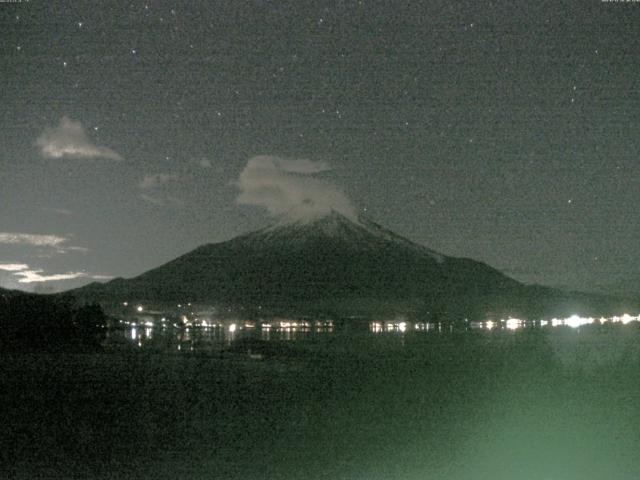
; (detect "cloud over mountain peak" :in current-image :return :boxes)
[236,155,357,221]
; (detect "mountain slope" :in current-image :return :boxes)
[73,211,521,310]
[0,287,27,298]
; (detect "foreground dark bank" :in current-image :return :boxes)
[3,324,640,480]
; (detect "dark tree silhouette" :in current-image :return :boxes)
[0,292,106,352]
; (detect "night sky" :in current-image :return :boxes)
[2,0,640,296]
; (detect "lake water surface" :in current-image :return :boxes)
[3,318,640,480]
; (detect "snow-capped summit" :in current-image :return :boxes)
[253,210,445,263]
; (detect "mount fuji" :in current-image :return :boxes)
[71,211,629,318]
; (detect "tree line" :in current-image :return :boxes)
[0,292,107,353]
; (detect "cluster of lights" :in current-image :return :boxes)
[371,321,408,333]
[505,318,522,331]
[121,302,640,350]
[278,320,311,329]
[370,314,640,334]
[610,313,638,325]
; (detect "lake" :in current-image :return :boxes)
[3,318,640,479]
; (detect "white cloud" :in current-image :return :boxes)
[0,233,67,247]
[14,270,88,283]
[0,263,29,272]
[0,232,88,254]
[139,173,183,205]
[37,116,123,161]
[0,260,111,284]
[236,155,357,221]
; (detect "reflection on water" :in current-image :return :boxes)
[110,313,640,353]
[111,317,336,352]
[463,314,639,332]
[372,314,640,335]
